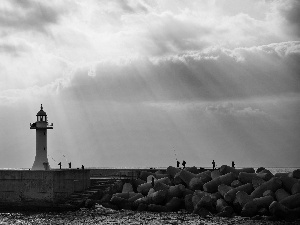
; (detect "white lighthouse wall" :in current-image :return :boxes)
[32,129,49,170]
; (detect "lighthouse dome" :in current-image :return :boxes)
[36,104,47,116]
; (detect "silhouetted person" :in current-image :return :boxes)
[182,160,186,169]
[58,162,62,169]
[151,177,155,187]
[176,161,180,168]
[68,162,71,169]
[81,165,84,170]
[232,161,235,168]
[212,160,216,170]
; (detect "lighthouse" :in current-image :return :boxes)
[30,104,53,170]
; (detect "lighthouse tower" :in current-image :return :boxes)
[30,104,53,170]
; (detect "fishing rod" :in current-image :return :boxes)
[173,147,181,167]
[173,147,178,161]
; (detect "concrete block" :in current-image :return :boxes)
[178,170,197,186]
[184,194,193,212]
[166,166,181,178]
[280,176,298,193]
[279,193,300,209]
[165,197,182,212]
[241,196,274,217]
[291,182,300,195]
[167,184,185,199]
[203,172,236,193]
[189,177,203,191]
[147,175,157,183]
[140,171,155,181]
[185,166,199,174]
[196,170,212,183]
[263,190,275,199]
[211,170,221,180]
[224,183,253,203]
[193,195,215,214]
[252,177,265,189]
[122,183,134,193]
[138,177,171,195]
[218,184,233,197]
[219,165,254,175]
[269,201,289,219]
[153,182,169,192]
[128,193,143,202]
[236,191,253,208]
[148,190,167,205]
[231,180,242,188]
[275,188,290,202]
[216,198,234,217]
[290,169,300,179]
[250,177,282,199]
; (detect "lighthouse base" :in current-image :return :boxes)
[32,157,50,170]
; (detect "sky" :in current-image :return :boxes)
[0,0,300,169]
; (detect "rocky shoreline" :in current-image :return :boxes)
[1,165,299,224]
[89,165,300,222]
[0,206,299,225]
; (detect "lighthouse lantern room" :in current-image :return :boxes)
[30,104,53,170]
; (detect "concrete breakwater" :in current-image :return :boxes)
[93,165,300,221]
[0,169,90,210]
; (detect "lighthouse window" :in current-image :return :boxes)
[44,132,45,135]
[44,147,45,150]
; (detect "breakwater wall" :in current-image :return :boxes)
[0,169,90,209]
[93,166,300,221]
[88,167,209,179]
[89,168,160,179]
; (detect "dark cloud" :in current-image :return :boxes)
[61,42,300,103]
[0,1,63,33]
[11,0,35,9]
[117,0,149,13]
[145,14,211,55]
[0,43,28,56]
[279,0,300,37]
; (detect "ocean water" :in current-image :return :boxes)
[264,167,299,174]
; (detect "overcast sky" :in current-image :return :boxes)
[0,0,300,169]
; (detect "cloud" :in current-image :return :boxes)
[277,0,300,37]
[56,41,300,105]
[0,0,66,34]
[117,0,149,14]
[0,77,71,105]
[1,40,299,106]
[0,43,29,56]
[1,1,299,106]
[205,102,266,116]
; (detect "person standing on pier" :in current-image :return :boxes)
[182,160,186,169]
[212,160,216,170]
